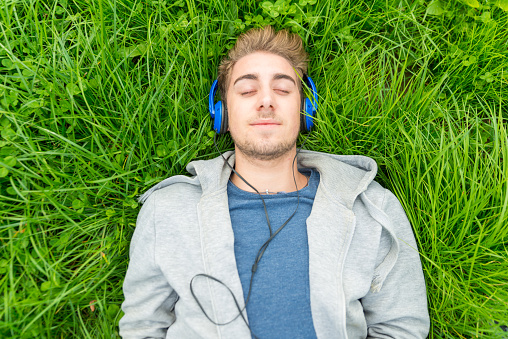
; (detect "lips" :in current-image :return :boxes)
[250,119,281,126]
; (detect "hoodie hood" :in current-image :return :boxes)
[140,150,378,207]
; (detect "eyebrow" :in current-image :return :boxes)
[233,74,258,85]
[233,73,296,86]
[273,73,296,85]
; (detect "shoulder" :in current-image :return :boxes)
[137,152,234,204]
[363,182,408,218]
[140,177,203,215]
[361,181,410,225]
[138,174,202,204]
[362,181,388,207]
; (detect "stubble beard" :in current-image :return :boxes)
[230,129,299,161]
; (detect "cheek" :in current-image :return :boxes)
[226,106,242,133]
[289,101,302,128]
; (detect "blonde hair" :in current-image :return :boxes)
[217,26,308,102]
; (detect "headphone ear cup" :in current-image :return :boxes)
[214,101,223,133]
[301,75,318,132]
[300,95,307,132]
[221,103,229,134]
[303,98,314,132]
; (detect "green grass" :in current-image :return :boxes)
[1,0,507,337]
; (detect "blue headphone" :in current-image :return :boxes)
[208,75,318,134]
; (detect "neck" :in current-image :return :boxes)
[231,147,308,194]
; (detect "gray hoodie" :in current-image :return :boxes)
[120,150,430,338]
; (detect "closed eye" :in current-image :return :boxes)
[275,89,290,94]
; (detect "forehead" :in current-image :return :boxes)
[229,52,297,83]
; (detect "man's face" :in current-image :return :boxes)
[227,51,301,161]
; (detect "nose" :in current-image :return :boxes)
[257,87,275,111]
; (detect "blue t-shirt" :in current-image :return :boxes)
[227,168,319,339]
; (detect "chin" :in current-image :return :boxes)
[233,136,298,161]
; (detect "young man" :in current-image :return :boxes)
[120,26,430,338]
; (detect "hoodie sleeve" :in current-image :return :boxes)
[119,191,178,339]
[361,189,430,339]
